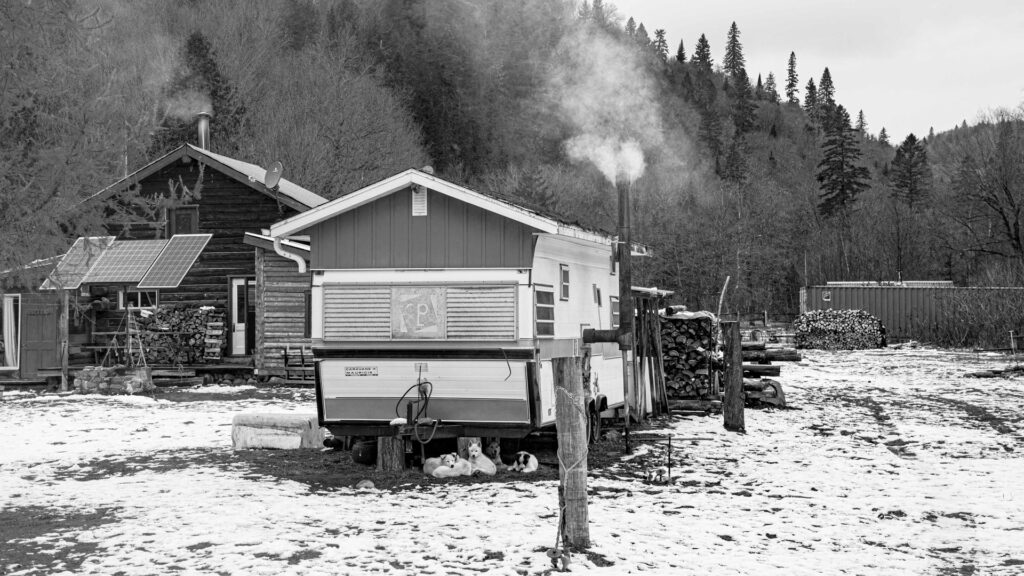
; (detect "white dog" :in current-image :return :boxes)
[466,439,496,476]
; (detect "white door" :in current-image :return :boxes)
[231,278,255,356]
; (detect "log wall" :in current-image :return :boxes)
[254,248,311,374]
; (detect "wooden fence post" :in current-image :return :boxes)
[553,356,590,549]
[722,321,745,432]
[59,290,69,392]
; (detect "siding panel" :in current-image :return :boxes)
[310,187,536,270]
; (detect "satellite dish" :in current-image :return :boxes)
[265,161,283,190]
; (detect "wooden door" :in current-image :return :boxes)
[19,295,60,378]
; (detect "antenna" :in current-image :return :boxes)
[265,161,283,191]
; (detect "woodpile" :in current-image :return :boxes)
[660,314,720,398]
[135,306,227,365]
[793,309,887,350]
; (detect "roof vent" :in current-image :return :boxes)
[421,165,434,175]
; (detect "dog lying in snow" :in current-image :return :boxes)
[425,453,473,478]
[509,451,539,473]
[466,439,496,476]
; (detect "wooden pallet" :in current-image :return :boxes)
[203,316,225,361]
[284,345,315,382]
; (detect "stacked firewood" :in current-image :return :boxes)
[135,306,226,365]
[661,315,720,398]
[793,309,886,350]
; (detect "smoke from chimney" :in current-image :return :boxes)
[197,111,212,150]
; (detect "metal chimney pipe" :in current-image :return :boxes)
[197,111,212,150]
[616,178,635,452]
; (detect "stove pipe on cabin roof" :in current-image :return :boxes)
[196,111,212,150]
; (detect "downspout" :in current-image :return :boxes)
[274,238,307,273]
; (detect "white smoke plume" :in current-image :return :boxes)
[545,26,663,184]
[164,89,213,121]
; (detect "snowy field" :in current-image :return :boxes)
[2,348,1023,575]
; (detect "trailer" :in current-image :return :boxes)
[268,168,659,439]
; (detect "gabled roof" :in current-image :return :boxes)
[268,169,616,245]
[87,144,327,211]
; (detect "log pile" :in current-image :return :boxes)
[660,315,720,398]
[793,309,887,350]
[134,306,227,365]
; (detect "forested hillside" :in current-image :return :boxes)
[3,0,1022,314]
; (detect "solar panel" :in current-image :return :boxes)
[137,234,212,289]
[40,236,115,290]
[84,240,168,284]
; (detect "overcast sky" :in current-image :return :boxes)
[611,0,1024,141]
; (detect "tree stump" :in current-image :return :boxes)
[722,321,746,432]
[553,356,590,549]
[377,435,405,471]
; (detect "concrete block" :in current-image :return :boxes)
[231,413,323,450]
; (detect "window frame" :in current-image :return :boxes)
[535,286,555,338]
[0,293,21,371]
[559,264,570,301]
[167,205,200,236]
[118,289,159,311]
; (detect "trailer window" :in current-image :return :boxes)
[610,296,620,329]
[536,289,555,337]
[560,264,570,300]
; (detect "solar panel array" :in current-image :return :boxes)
[41,236,115,290]
[138,234,212,288]
[84,240,168,284]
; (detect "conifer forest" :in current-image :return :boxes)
[3,0,1023,315]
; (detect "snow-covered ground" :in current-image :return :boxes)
[2,349,1023,575]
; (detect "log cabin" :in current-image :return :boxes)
[267,168,660,438]
[8,116,327,381]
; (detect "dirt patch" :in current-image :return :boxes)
[924,396,1021,439]
[0,505,119,575]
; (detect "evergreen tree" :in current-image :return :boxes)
[592,0,607,28]
[578,1,592,21]
[149,32,246,157]
[817,105,871,217]
[692,33,713,74]
[694,68,717,109]
[891,134,931,209]
[785,51,799,104]
[517,168,558,211]
[723,21,745,78]
[675,38,686,63]
[699,108,723,164]
[732,68,755,134]
[818,67,835,109]
[855,110,867,134]
[928,126,935,139]
[680,70,694,101]
[764,72,780,103]
[879,127,890,146]
[654,29,669,62]
[722,138,748,183]
[755,74,764,100]
[803,78,818,121]
[625,17,636,37]
[635,23,651,48]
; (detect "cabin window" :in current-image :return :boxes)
[1,294,20,369]
[559,264,570,300]
[610,295,620,329]
[119,289,158,310]
[167,206,199,235]
[535,288,555,337]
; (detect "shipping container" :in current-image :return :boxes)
[800,284,1024,340]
